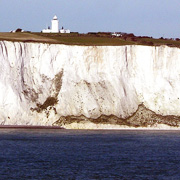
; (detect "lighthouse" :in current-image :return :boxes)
[42,15,70,33]
[51,15,59,33]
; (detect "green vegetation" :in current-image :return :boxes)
[0,32,180,47]
[0,32,57,44]
[36,32,133,46]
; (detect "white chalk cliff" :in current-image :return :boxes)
[0,40,180,127]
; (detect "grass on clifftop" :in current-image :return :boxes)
[0,32,180,47]
[0,32,133,46]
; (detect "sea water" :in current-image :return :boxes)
[0,129,180,180]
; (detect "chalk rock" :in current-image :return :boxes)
[0,41,180,126]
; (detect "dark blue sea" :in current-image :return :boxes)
[0,129,180,180]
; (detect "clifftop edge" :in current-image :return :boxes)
[0,32,180,47]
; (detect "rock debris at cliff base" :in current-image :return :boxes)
[53,104,180,128]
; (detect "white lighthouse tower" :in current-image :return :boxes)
[42,15,70,33]
[51,15,59,33]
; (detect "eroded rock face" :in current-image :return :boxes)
[0,41,180,127]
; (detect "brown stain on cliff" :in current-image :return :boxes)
[30,70,63,115]
[85,47,104,63]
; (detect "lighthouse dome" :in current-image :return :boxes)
[53,15,58,20]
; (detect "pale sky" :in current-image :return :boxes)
[0,0,180,38]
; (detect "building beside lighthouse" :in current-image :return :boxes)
[42,15,70,33]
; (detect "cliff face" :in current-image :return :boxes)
[0,41,180,127]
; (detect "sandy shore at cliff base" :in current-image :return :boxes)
[62,122,180,130]
[0,123,179,130]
